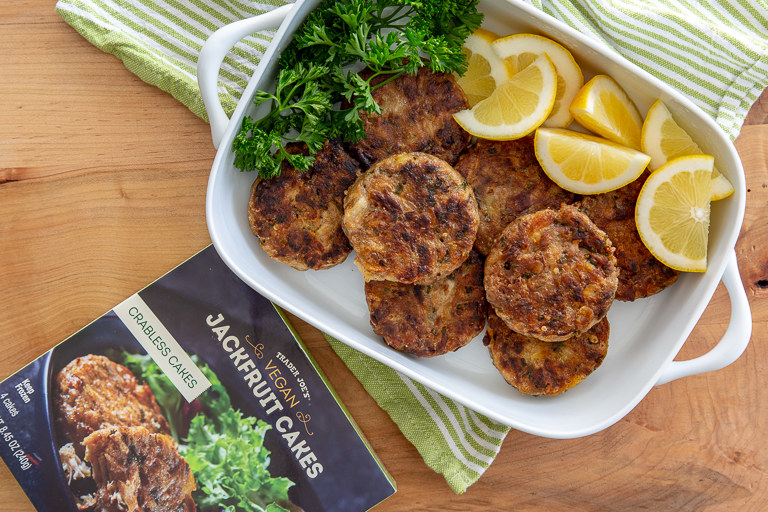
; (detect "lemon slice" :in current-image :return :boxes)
[641,99,734,201]
[454,29,509,107]
[534,127,651,194]
[453,54,557,140]
[635,154,714,272]
[570,75,643,150]
[491,33,583,128]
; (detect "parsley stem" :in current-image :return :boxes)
[373,5,409,28]
[368,69,406,91]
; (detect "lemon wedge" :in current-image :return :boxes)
[635,154,714,272]
[708,168,734,201]
[570,75,643,150]
[454,29,509,107]
[533,127,650,194]
[453,54,557,140]
[641,99,734,201]
[492,33,583,128]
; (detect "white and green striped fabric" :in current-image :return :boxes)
[56,0,768,494]
[327,336,510,494]
[527,0,768,140]
[56,0,290,119]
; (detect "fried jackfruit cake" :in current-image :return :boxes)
[54,354,170,454]
[84,426,196,512]
[579,171,679,301]
[343,152,479,284]
[248,139,362,270]
[484,204,618,342]
[348,66,471,167]
[365,250,487,356]
[485,310,609,396]
[454,136,575,255]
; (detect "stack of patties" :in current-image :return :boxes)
[340,68,487,357]
[455,136,613,395]
[483,204,618,396]
[343,152,486,356]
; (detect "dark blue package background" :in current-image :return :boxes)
[0,356,64,512]
[0,245,395,512]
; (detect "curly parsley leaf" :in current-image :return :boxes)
[233,63,333,177]
[233,0,482,178]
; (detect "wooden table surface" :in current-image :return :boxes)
[2,2,767,511]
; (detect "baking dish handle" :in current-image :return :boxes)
[197,4,293,149]
[656,250,752,385]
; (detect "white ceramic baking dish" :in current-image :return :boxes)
[198,0,751,438]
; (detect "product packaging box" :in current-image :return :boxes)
[0,245,396,512]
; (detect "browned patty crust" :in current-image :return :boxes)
[248,139,361,270]
[348,66,471,167]
[579,171,679,301]
[343,152,479,284]
[84,426,196,512]
[454,136,575,255]
[484,204,618,341]
[54,354,170,454]
[365,250,487,357]
[484,310,609,396]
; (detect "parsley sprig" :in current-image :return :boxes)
[233,0,482,178]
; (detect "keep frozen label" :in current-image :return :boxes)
[113,294,211,402]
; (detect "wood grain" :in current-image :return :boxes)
[1,2,766,511]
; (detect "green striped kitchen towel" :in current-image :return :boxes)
[326,335,510,494]
[55,0,768,494]
[56,0,291,120]
[55,0,768,141]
